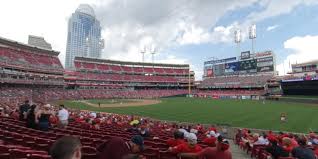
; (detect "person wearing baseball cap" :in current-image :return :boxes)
[179,135,232,159]
[169,133,202,154]
[97,135,144,159]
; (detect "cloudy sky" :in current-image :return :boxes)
[1,0,318,79]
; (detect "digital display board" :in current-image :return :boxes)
[224,62,239,73]
[239,59,257,70]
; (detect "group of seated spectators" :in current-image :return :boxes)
[199,74,273,88]
[236,128,318,159]
[193,89,265,97]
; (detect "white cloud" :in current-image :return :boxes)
[266,25,279,31]
[277,35,318,75]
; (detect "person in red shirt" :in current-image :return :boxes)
[169,133,202,153]
[203,131,217,147]
[179,136,232,159]
[166,131,186,147]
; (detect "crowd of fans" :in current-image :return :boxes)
[199,75,273,88]
[236,129,318,159]
[193,89,265,97]
[0,99,233,159]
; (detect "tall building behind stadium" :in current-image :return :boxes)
[65,4,104,69]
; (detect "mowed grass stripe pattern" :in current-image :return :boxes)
[59,97,318,133]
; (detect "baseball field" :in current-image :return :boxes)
[57,97,318,133]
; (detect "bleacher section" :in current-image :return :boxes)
[0,37,64,86]
[199,74,273,88]
[66,57,194,88]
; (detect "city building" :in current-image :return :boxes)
[65,4,104,69]
[28,35,52,50]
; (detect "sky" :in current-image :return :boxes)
[1,0,318,80]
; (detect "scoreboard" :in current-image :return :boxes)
[203,51,275,78]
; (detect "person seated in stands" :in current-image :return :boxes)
[26,104,37,129]
[203,130,218,147]
[19,100,30,121]
[282,137,296,153]
[195,124,204,134]
[167,130,186,147]
[312,138,318,157]
[97,135,144,159]
[0,107,6,117]
[169,133,202,154]
[139,125,150,137]
[11,109,20,120]
[179,135,232,159]
[253,133,269,146]
[266,139,289,159]
[291,136,316,159]
[50,136,82,159]
[50,114,59,127]
[36,104,54,131]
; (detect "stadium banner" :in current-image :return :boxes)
[241,51,250,59]
[239,59,257,71]
[255,51,272,57]
[224,62,239,73]
[204,57,236,65]
[213,64,225,76]
[257,65,274,72]
[257,56,273,63]
[207,68,214,77]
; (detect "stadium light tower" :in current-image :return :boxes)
[234,29,241,56]
[151,46,156,68]
[249,24,257,54]
[140,46,146,63]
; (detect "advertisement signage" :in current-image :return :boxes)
[213,64,225,76]
[207,69,214,77]
[239,59,257,70]
[204,57,237,65]
[224,62,239,73]
[257,65,274,72]
[241,51,251,59]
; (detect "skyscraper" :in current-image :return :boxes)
[65,4,104,69]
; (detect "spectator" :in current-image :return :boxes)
[57,104,69,128]
[312,138,318,157]
[26,104,37,129]
[291,136,316,159]
[97,135,144,159]
[166,130,186,147]
[254,133,269,145]
[170,133,202,153]
[0,107,5,117]
[50,136,82,159]
[198,138,232,159]
[179,136,232,159]
[266,139,289,159]
[19,100,30,121]
[203,131,217,147]
[36,104,54,131]
[139,125,150,138]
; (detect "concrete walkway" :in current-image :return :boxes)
[229,140,251,159]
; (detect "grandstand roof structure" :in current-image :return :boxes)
[75,57,189,68]
[0,36,59,56]
[291,60,318,67]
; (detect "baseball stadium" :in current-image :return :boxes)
[1,2,318,159]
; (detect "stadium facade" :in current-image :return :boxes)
[65,4,104,69]
[281,60,318,95]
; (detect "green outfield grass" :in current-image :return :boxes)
[57,97,318,133]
